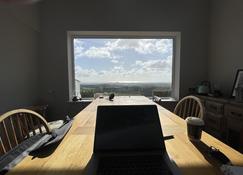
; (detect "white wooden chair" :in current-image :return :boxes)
[0,109,51,156]
[174,95,204,119]
[25,105,64,131]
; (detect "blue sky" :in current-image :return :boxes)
[74,38,173,83]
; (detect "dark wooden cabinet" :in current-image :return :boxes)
[225,104,243,153]
[197,95,243,153]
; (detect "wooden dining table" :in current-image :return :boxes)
[7,96,243,175]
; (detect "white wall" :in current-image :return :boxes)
[39,0,210,120]
[209,0,243,96]
[1,0,242,119]
[0,4,40,114]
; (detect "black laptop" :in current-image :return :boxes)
[85,105,180,175]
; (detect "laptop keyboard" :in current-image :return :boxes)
[98,155,171,175]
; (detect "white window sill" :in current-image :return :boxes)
[153,96,178,102]
[68,96,178,103]
[67,98,93,103]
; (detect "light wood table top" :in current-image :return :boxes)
[7,96,243,175]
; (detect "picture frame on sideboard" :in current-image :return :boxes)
[231,69,243,97]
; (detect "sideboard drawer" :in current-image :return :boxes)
[205,101,224,114]
[225,105,243,131]
[205,112,224,131]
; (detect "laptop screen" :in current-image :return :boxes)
[94,105,165,153]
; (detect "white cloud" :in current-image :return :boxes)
[105,39,140,51]
[75,56,172,83]
[113,66,123,70]
[75,66,98,80]
[135,57,172,72]
[134,40,157,54]
[74,40,85,59]
[105,39,172,55]
[74,40,116,59]
[83,46,113,59]
[155,39,172,53]
[74,39,173,61]
[111,59,119,64]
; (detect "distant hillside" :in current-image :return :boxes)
[79,82,171,98]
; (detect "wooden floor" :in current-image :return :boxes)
[7,96,243,175]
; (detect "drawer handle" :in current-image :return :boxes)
[231,111,242,117]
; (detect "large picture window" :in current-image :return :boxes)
[67,31,180,100]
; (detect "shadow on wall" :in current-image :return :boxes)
[66,101,92,118]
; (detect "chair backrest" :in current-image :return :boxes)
[0,109,51,156]
[174,95,204,119]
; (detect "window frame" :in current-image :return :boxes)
[67,31,181,101]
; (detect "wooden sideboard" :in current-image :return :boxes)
[197,95,243,153]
